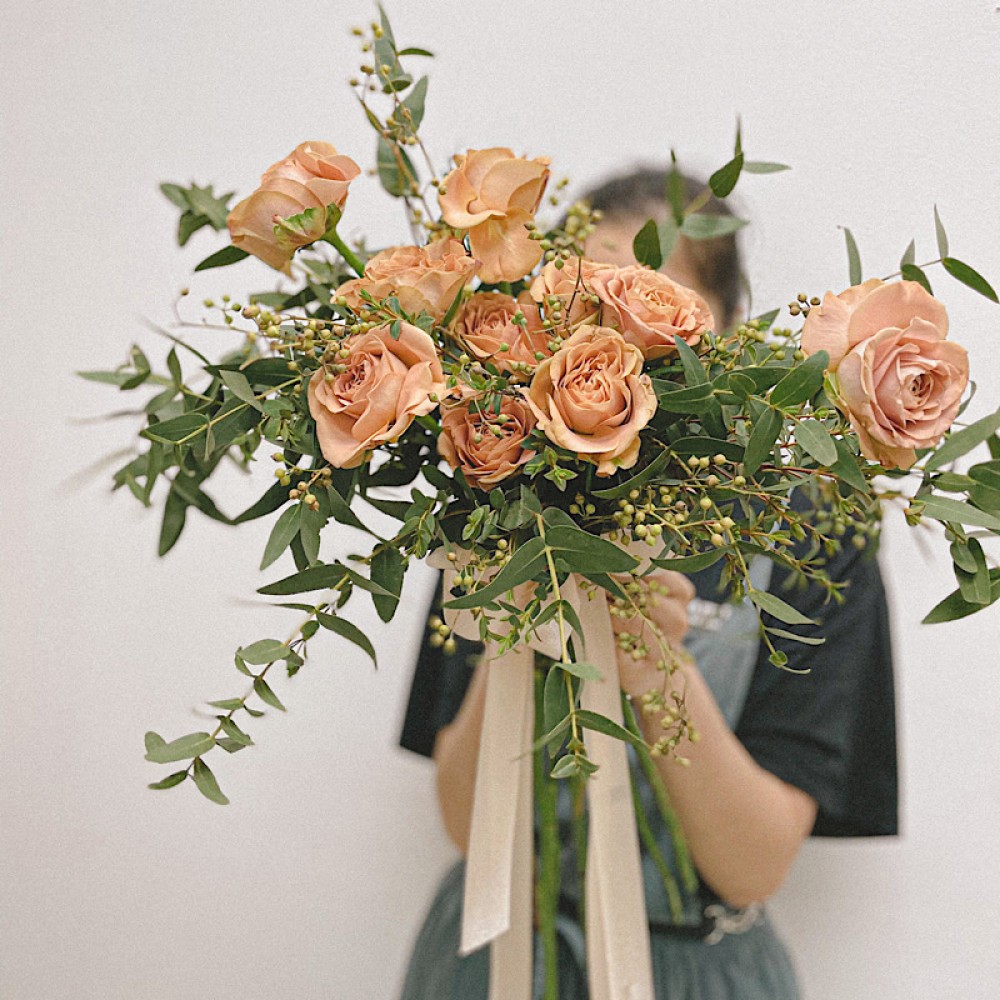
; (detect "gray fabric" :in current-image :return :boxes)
[400,558,802,999]
[399,861,800,1000]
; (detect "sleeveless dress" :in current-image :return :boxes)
[399,558,802,1000]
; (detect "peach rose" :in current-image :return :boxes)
[528,257,607,328]
[451,292,552,375]
[438,147,550,283]
[588,264,715,360]
[802,280,968,469]
[227,141,360,273]
[438,391,537,489]
[335,238,480,320]
[526,326,657,475]
[307,321,446,468]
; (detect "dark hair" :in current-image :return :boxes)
[580,167,743,327]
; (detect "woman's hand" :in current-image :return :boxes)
[609,569,695,699]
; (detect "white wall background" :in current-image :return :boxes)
[3,2,999,998]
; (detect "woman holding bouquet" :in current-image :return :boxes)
[398,169,898,999]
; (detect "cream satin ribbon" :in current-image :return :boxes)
[431,551,655,1000]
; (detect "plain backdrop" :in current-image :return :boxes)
[3,2,999,998]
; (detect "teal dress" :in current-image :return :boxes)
[399,530,898,999]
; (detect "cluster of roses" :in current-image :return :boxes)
[228,142,970,488]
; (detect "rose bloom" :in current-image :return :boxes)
[451,292,552,375]
[528,257,607,328]
[227,141,360,273]
[335,238,480,320]
[526,326,657,475]
[438,391,537,489]
[307,321,446,468]
[588,264,715,360]
[438,147,550,283]
[802,279,968,469]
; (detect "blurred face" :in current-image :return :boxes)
[583,214,731,331]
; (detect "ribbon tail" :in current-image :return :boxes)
[459,642,535,1000]
[570,576,656,1000]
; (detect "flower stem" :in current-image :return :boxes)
[534,670,560,1000]
[323,229,366,278]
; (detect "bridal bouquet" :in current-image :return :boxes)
[83,8,999,999]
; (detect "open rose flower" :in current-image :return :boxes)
[529,257,607,328]
[526,326,657,475]
[588,264,714,359]
[438,148,550,283]
[438,391,537,489]
[307,321,446,468]
[335,238,479,320]
[227,141,360,273]
[451,292,552,376]
[802,279,968,469]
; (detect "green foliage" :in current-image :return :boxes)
[841,226,862,285]
[160,182,234,246]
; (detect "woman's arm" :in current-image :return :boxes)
[433,570,817,907]
[432,655,488,853]
[615,571,817,909]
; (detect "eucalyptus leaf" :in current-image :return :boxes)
[148,771,188,790]
[917,495,1000,531]
[633,218,663,269]
[924,409,1000,472]
[219,370,263,411]
[557,660,602,682]
[901,263,933,294]
[401,75,428,131]
[576,710,646,751]
[192,758,229,805]
[260,504,301,570]
[743,407,783,476]
[258,563,346,596]
[743,161,791,174]
[141,413,208,445]
[942,257,998,303]
[158,486,188,556]
[709,151,743,198]
[842,227,862,285]
[253,676,286,712]
[194,246,249,272]
[370,546,404,622]
[748,589,816,626]
[796,418,838,466]
[764,626,826,646]
[144,732,215,764]
[543,664,571,749]
[650,548,725,573]
[770,352,828,409]
[923,569,1000,623]
[445,536,547,610]
[933,205,949,258]
[680,214,748,240]
[317,611,378,666]
[219,717,253,746]
[238,639,292,665]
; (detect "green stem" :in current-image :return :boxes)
[570,774,588,930]
[323,229,366,278]
[628,753,684,923]
[622,694,698,894]
[534,670,560,1000]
